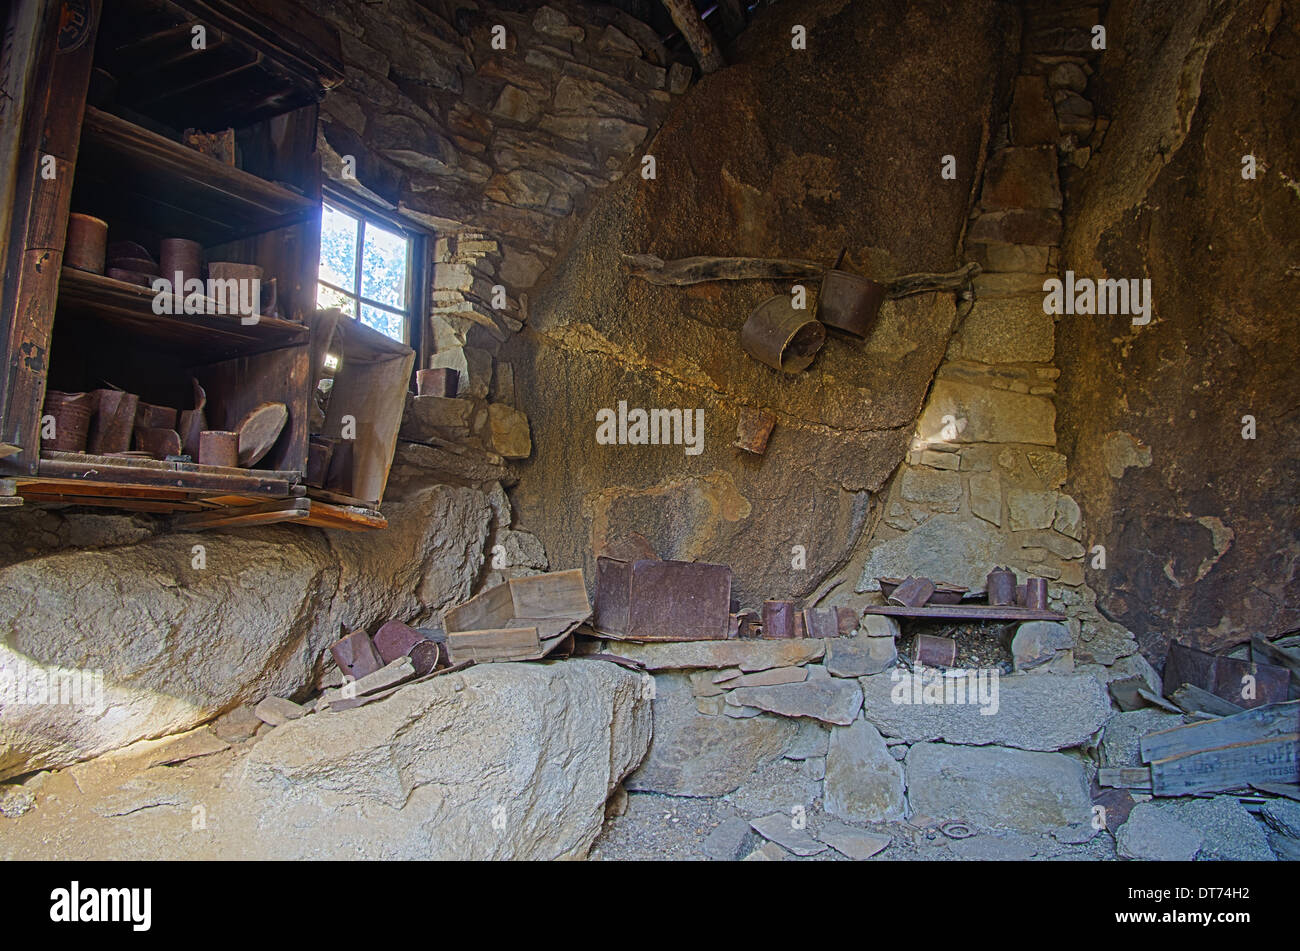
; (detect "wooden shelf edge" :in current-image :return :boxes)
[861,605,1067,622]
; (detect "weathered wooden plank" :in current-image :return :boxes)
[173,498,310,530]
[1150,734,1300,797]
[1141,700,1300,763]
[446,626,543,664]
[1170,682,1246,718]
[1098,766,1153,790]
[861,604,1065,621]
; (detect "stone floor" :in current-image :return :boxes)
[591,791,1120,861]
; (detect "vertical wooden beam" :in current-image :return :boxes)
[660,0,725,74]
[0,0,102,474]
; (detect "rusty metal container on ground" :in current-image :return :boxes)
[816,269,886,337]
[740,295,826,373]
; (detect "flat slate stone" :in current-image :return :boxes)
[826,635,897,677]
[1154,797,1276,862]
[609,639,826,671]
[750,812,828,856]
[723,666,808,688]
[728,678,863,726]
[824,718,905,822]
[625,673,796,796]
[816,820,891,860]
[1116,803,1202,861]
[905,742,1095,837]
[700,816,755,861]
[860,671,1109,751]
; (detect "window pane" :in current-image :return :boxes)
[317,283,356,316]
[320,204,359,291]
[360,303,405,342]
[361,221,408,309]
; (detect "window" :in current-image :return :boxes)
[317,198,417,343]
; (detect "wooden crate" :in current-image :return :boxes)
[443,569,591,664]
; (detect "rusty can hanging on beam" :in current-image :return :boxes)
[913,633,957,667]
[740,295,826,374]
[816,269,886,338]
[762,600,797,639]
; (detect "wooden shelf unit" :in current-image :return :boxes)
[0,0,403,531]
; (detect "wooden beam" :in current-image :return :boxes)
[660,0,725,73]
[173,498,310,530]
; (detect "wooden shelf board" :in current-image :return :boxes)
[94,0,343,130]
[861,605,1067,622]
[75,106,319,246]
[57,267,308,360]
[34,450,301,497]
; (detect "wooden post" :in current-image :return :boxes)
[660,0,725,74]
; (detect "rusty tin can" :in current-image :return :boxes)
[987,567,1017,606]
[87,389,138,454]
[1024,577,1049,610]
[913,633,957,667]
[762,599,797,639]
[198,430,238,468]
[159,238,202,289]
[816,269,886,337]
[41,391,92,451]
[65,214,108,274]
[740,295,826,374]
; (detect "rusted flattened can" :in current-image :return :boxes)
[762,599,797,639]
[816,269,886,337]
[887,576,935,608]
[740,295,826,374]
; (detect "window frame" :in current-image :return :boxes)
[317,188,428,352]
